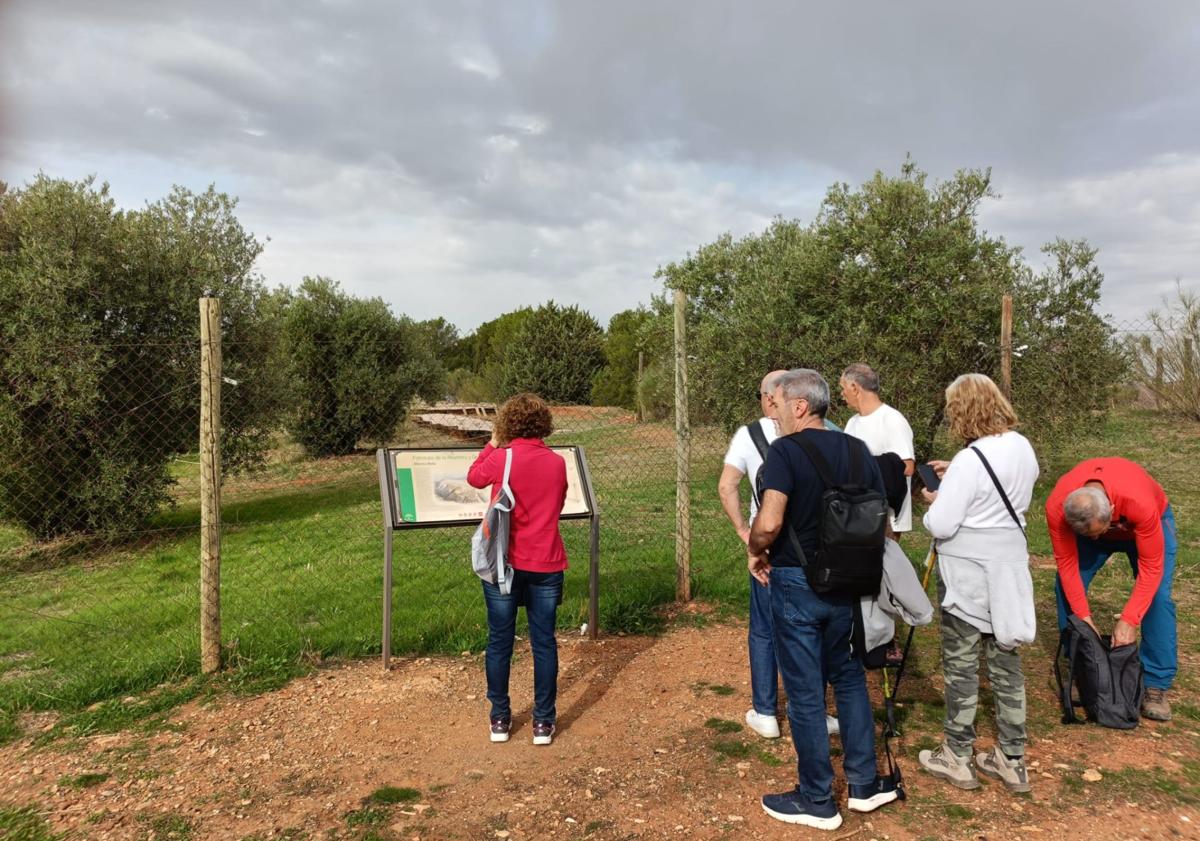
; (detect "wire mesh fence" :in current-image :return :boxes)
[0,306,1196,722]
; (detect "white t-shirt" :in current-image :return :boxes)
[723,417,778,521]
[845,403,916,532]
[923,431,1039,537]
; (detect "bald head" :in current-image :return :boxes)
[761,369,789,418]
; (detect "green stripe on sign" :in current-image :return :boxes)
[395,467,417,522]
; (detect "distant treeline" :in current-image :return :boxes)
[1,160,1140,540]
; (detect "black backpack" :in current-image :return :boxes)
[784,432,888,597]
[1054,614,1144,730]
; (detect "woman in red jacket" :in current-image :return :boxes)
[467,393,568,745]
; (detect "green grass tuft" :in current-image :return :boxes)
[145,814,193,840]
[704,717,742,734]
[57,772,109,789]
[0,805,59,841]
[367,786,420,805]
[710,738,751,759]
[344,807,388,827]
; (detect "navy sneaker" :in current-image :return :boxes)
[489,716,510,743]
[761,788,843,830]
[532,721,555,745]
[847,775,900,813]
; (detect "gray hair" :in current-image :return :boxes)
[842,363,880,394]
[777,368,830,418]
[1063,487,1112,534]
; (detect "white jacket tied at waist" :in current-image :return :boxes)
[859,538,935,652]
[936,525,1035,650]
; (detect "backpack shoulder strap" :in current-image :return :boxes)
[970,446,1023,533]
[747,421,770,460]
[1055,627,1081,724]
[788,431,837,489]
[496,448,515,511]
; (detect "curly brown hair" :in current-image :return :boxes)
[495,393,554,443]
[944,373,1019,442]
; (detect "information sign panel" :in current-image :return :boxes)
[381,446,594,529]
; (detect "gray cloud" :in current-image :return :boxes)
[2,0,1198,330]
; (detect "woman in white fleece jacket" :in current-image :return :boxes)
[917,374,1039,796]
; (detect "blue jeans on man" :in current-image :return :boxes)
[482,570,563,723]
[749,572,778,715]
[770,566,879,803]
[1054,506,1178,690]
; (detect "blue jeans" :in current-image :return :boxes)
[748,573,778,715]
[482,570,563,723]
[770,566,878,803]
[1055,506,1178,690]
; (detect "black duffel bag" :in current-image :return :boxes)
[1054,614,1144,730]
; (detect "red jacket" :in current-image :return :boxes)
[1046,458,1169,626]
[467,438,568,573]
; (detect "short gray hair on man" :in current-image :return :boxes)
[1063,487,1113,534]
[777,368,830,418]
[842,363,880,394]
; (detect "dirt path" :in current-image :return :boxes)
[4,622,1200,840]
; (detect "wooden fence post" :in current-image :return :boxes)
[673,289,692,602]
[636,350,645,423]
[1155,349,1165,409]
[1000,294,1013,400]
[1185,338,1196,385]
[199,298,223,674]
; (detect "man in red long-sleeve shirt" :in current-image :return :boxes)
[1047,457,1179,721]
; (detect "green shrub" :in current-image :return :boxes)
[0,176,287,539]
[282,277,442,456]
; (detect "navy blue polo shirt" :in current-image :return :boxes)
[760,428,884,567]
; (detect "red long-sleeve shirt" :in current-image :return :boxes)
[467,438,568,573]
[1046,458,1169,626]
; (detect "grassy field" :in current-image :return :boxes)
[1,404,1197,741]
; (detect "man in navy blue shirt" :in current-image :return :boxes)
[748,368,898,830]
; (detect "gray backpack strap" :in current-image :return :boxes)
[496,448,513,590]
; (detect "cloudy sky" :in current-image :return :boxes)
[2,1,1198,331]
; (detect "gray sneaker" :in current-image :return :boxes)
[918,743,980,790]
[975,746,1031,793]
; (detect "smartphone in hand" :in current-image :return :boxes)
[916,462,941,492]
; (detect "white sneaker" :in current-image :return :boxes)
[745,709,781,738]
[826,715,840,736]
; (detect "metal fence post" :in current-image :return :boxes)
[673,288,692,602]
[199,297,222,674]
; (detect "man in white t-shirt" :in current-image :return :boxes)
[840,363,916,534]
[718,369,840,740]
[719,370,786,738]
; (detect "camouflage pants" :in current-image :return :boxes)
[939,606,1027,759]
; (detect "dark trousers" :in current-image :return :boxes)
[482,569,563,723]
[770,566,878,803]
